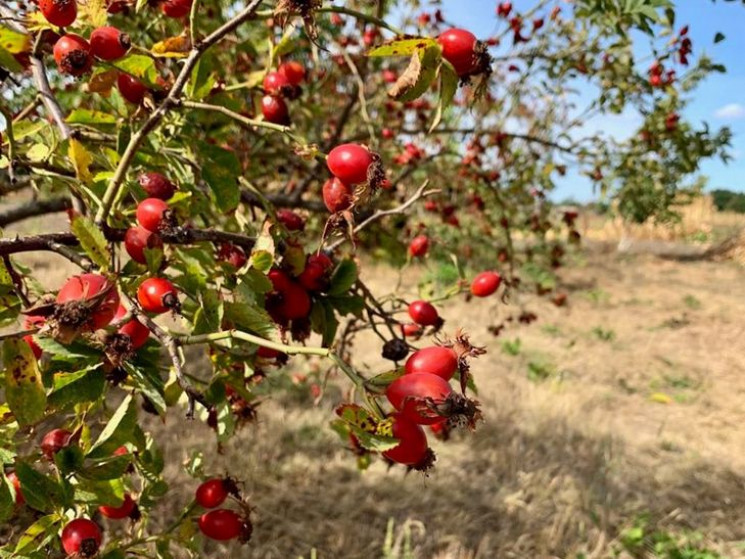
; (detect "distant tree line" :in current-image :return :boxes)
[711,189,745,213]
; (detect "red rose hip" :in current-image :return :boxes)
[53,34,93,77]
[437,28,479,77]
[405,346,458,380]
[136,198,170,232]
[98,493,136,519]
[137,278,179,314]
[40,428,73,459]
[322,177,352,213]
[407,300,439,326]
[470,271,501,297]
[198,509,244,541]
[160,0,192,18]
[61,518,102,557]
[124,226,163,265]
[386,372,453,425]
[90,26,130,61]
[326,143,374,185]
[195,478,229,509]
[408,235,429,258]
[40,0,77,27]
[382,413,429,465]
[138,172,176,200]
[118,73,148,105]
[261,95,290,125]
[56,273,120,330]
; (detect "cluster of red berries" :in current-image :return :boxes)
[261,61,307,125]
[676,26,692,66]
[194,478,252,542]
[322,143,387,213]
[648,61,675,89]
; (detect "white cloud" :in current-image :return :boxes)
[714,103,745,120]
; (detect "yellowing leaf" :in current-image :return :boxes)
[68,139,93,185]
[0,26,31,54]
[71,215,110,270]
[86,69,118,95]
[3,338,46,426]
[368,37,438,57]
[151,35,191,58]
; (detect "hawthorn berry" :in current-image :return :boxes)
[53,34,93,77]
[137,278,179,314]
[40,428,72,459]
[408,300,439,326]
[56,273,120,330]
[160,0,192,18]
[405,346,458,380]
[99,493,136,519]
[278,61,306,86]
[263,71,290,95]
[124,226,163,265]
[61,518,102,557]
[114,305,150,349]
[382,413,429,466]
[198,509,245,541]
[136,198,170,232]
[261,95,290,125]
[7,471,23,505]
[470,271,501,297]
[276,209,305,231]
[437,28,479,77]
[39,0,77,27]
[386,372,453,425]
[322,177,353,213]
[195,478,229,509]
[118,73,148,104]
[327,143,374,185]
[138,172,176,200]
[90,27,130,61]
[409,235,429,258]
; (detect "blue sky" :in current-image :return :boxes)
[439,0,745,202]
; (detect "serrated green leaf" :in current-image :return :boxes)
[71,215,110,270]
[78,455,131,481]
[87,395,137,459]
[74,478,125,506]
[14,514,60,555]
[193,290,223,335]
[328,259,358,296]
[48,367,105,409]
[224,300,278,341]
[111,54,158,87]
[0,473,14,522]
[2,338,46,426]
[367,37,437,57]
[327,294,364,317]
[14,463,64,513]
[198,142,241,212]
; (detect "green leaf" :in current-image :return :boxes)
[0,473,14,522]
[310,300,338,347]
[2,338,46,426]
[14,514,60,555]
[74,478,125,506]
[71,215,110,270]
[66,109,117,125]
[0,26,30,54]
[327,294,364,317]
[48,367,106,409]
[366,368,404,389]
[387,44,441,102]
[14,463,64,513]
[111,54,158,87]
[125,363,167,416]
[193,290,223,335]
[224,300,278,341]
[430,61,458,132]
[53,445,85,475]
[198,142,241,212]
[78,455,131,481]
[367,37,438,57]
[187,56,216,100]
[87,395,137,459]
[0,47,23,74]
[328,259,358,296]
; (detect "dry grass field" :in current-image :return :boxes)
[3,199,745,558]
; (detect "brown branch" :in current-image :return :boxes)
[400,127,584,154]
[0,196,71,227]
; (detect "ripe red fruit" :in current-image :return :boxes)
[405,346,458,380]
[114,305,150,349]
[53,34,93,77]
[382,413,429,465]
[195,478,229,509]
[437,28,479,77]
[41,428,73,459]
[470,271,501,297]
[198,509,244,541]
[298,254,332,292]
[267,269,311,321]
[217,243,247,269]
[408,235,429,258]
[408,300,439,326]
[402,323,422,338]
[276,209,305,231]
[382,69,397,83]
[90,27,130,61]
[322,177,353,213]
[136,198,170,232]
[137,278,179,314]
[61,518,102,557]
[7,471,23,505]
[138,172,176,200]
[278,61,306,86]
[261,95,290,125]
[99,493,136,519]
[257,346,282,359]
[263,71,290,95]
[39,0,77,27]
[327,144,374,185]
[117,73,147,104]
[160,0,192,18]
[386,372,453,425]
[124,226,163,265]
[57,273,120,330]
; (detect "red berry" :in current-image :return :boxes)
[470,271,501,297]
[257,346,282,359]
[61,518,102,557]
[7,471,23,505]
[408,300,439,326]
[382,413,428,465]
[99,493,136,519]
[195,478,229,509]
[118,73,147,104]
[278,61,306,86]
[408,235,429,258]
[276,209,305,231]
[402,323,422,338]
[198,509,244,541]
[39,0,77,27]
[53,34,93,77]
[405,346,458,380]
[381,127,394,139]
[107,0,128,13]
[650,74,662,88]
[298,256,329,292]
[217,243,247,269]
[137,278,179,314]
[437,28,479,77]
[386,372,453,425]
[124,226,163,265]
[40,428,73,459]
[327,144,374,185]
[136,198,170,232]
[90,27,130,61]
[57,274,120,330]
[322,177,353,213]
[160,0,192,18]
[113,445,129,456]
[382,69,397,83]
[261,95,290,125]
[23,335,42,359]
[114,305,150,349]
[263,71,290,95]
[138,172,176,200]
[267,269,311,321]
